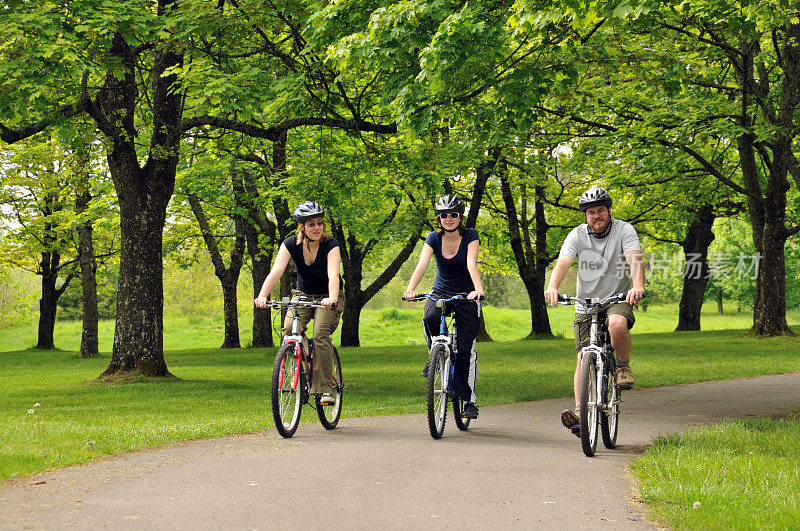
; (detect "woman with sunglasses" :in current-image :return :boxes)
[403,194,485,419]
[254,201,344,405]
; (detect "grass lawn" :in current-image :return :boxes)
[1,301,798,352]
[630,414,800,528]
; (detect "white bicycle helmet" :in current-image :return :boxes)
[293,201,325,223]
[434,194,465,215]
[578,186,613,212]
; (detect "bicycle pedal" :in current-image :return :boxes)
[570,426,581,437]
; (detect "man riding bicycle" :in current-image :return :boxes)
[544,186,645,436]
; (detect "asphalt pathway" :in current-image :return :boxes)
[2,373,800,529]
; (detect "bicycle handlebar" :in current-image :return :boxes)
[264,298,337,310]
[557,292,627,307]
[401,293,485,303]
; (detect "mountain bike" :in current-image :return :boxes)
[559,292,625,457]
[403,293,483,439]
[265,298,342,438]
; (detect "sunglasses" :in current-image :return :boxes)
[304,219,325,228]
[438,212,460,220]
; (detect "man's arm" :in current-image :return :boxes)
[625,250,645,305]
[545,255,574,306]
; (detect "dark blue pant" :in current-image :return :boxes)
[422,298,479,403]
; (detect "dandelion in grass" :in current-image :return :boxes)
[27,405,41,429]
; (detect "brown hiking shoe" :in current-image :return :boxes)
[560,409,581,437]
[615,366,635,390]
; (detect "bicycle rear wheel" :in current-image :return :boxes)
[271,343,304,438]
[453,398,471,430]
[600,370,619,448]
[316,347,343,430]
[579,350,599,456]
[427,344,448,439]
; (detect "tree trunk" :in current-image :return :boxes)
[249,256,272,347]
[339,294,362,347]
[221,280,241,349]
[751,216,791,335]
[269,131,295,322]
[103,177,172,376]
[239,168,275,348]
[187,192,246,349]
[466,148,500,342]
[738,136,793,335]
[339,231,364,347]
[733,32,796,337]
[100,29,181,377]
[498,161,554,339]
[76,189,99,357]
[36,252,58,350]
[334,219,422,347]
[675,204,715,331]
[531,185,553,336]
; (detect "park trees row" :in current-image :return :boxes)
[1,0,798,378]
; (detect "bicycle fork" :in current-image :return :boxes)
[277,337,304,391]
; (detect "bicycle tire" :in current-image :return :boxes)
[271,343,304,438]
[453,398,471,430]
[600,370,620,448]
[427,344,448,439]
[316,347,343,430]
[579,350,599,456]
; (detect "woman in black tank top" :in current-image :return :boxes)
[255,202,344,404]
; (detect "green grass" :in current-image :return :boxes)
[630,415,800,529]
[2,302,798,352]
[2,329,799,483]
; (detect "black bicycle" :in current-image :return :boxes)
[265,298,342,438]
[559,292,625,456]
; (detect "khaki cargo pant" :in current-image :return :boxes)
[282,290,345,395]
[573,302,635,352]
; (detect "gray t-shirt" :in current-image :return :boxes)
[559,219,641,313]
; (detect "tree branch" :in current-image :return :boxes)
[362,222,423,304]
[0,100,88,144]
[178,115,397,142]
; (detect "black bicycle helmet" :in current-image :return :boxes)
[293,201,325,223]
[578,186,613,212]
[434,194,465,215]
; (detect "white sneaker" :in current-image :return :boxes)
[319,393,335,405]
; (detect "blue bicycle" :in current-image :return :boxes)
[404,293,482,439]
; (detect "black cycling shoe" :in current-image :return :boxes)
[462,402,479,419]
[421,362,429,378]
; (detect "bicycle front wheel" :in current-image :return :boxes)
[316,347,343,430]
[579,350,599,456]
[601,371,620,448]
[271,343,304,438]
[453,398,471,431]
[427,344,449,439]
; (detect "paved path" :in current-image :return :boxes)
[3,373,800,530]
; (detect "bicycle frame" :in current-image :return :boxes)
[409,294,473,397]
[268,298,324,393]
[267,297,344,438]
[560,293,625,413]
